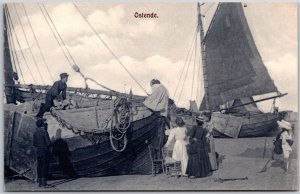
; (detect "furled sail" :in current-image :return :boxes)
[201,3,278,111]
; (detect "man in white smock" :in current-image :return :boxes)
[143,79,170,156]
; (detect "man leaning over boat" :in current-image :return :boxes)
[36,73,69,118]
[143,79,170,157]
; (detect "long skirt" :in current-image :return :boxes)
[186,149,211,177]
[208,136,218,170]
[172,140,188,176]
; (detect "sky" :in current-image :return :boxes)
[4,2,298,112]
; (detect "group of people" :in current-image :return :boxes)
[33,74,294,188]
[164,115,217,179]
[143,78,218,178]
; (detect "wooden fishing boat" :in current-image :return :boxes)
[197,3,287,138]
[173,3,287,138]
[3,2,289,181]
[4,98,162,180]
[3,4,165,181]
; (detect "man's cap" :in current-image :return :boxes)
[60,73,69,79]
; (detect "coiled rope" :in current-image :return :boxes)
[109,98,132,152]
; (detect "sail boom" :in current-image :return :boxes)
[220,93,287,111]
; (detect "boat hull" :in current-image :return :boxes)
[212,112,279,138]
[4,103,162,180]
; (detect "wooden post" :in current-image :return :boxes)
[197,3,209,110]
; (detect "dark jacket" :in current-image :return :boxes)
[33,127,51,157]
[47,80,67,100]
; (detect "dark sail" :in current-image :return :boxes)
[201,3,278,111]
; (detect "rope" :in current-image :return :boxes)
[5,11,22,84]
[178,30,197,103]
[5,5,37,83]
[84,77,118,93]
[21,3,54,82]
[39,4,115,93]
[190,32,198,100]
[6,6,26,84]
[13,4,45,84]
[6,7,26,84]
[5,17,17,74]
[109,98,131,152]
[196,40,202,102]
[203,3,215,16]
[173,27,198,99]
[73,3,149,96]
[38,4,74,68]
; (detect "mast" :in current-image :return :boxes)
[3,5,16,104]
[197,3,209,110]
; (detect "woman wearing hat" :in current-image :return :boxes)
[277,120,293,171]
[186,117,211,178]
[164,117,188,176]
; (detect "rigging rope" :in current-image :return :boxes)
[5,6,26,84]
[39,4,75,69]
[203,3,215,16]
[196,35,202,102]
[177,29,197,103]
[6,5,37,83]
[73,3,149,96]
[5,8,22,84]
[39,4,115,93]
[13,4,45,84]
[84,77,118,94]
[7,21,23,84]
[22,3,54,82]
[190,32,198,100]
[173,27,198,99]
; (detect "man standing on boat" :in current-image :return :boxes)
[143,79,170,157]
[33,119,51,187]
[36,73,69,118]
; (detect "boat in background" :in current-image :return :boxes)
[176,3,287,138]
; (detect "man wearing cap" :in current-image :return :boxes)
[36,73,69,118]
[33,119,51,187]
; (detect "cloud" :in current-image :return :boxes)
[74,53,201,109]
[262,53,298,111]
[7,3,297,112]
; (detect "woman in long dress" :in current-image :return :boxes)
[186,118,211,178]
[164,117,188,176]
[277,120,293,171]
[203,115,218,171]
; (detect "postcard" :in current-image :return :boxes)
[3,2,298,191]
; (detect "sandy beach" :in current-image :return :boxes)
[4,136,298,191]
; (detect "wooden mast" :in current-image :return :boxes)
[3,5,16,104]
[197,3,209,110]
